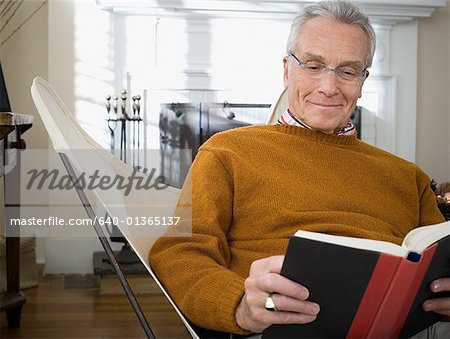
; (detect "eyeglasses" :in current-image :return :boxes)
[288,53,368,84]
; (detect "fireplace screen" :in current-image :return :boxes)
[159,102,270,187]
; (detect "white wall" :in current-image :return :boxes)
[0,0,49,264]
[0,1,116,273]
[416,1,450,184]
[0,1,49,149]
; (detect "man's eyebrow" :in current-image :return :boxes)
[339,60,365,69]
[301,52,365,69]
[301,53,326,63]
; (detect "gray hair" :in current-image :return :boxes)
[286,0,376,67]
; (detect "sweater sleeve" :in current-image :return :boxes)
[149,148,248,334]
[416,169,445,226]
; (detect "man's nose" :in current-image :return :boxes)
[317,70,340,97]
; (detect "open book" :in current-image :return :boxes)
[294,220,450,261]
[263,220,450,338]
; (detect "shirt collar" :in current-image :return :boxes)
[277,109,356,136]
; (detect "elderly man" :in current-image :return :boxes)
[150,0,449,336]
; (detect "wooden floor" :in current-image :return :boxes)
[1,275,191,338]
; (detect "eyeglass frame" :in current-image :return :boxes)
[287,53,369,83]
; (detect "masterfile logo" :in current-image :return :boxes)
[3,149,192,239]
[25,166,169,196]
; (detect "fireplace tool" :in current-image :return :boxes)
[105,95,118,153]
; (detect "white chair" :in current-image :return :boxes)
[31,77,198,339]
[266,87,288,124]
[31,77,287,338]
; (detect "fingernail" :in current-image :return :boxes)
[432,281,441,292]
[312,303,320,314]
[423,301,432,311]
[300,288,309,299]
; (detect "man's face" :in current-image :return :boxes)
[284,16,370,134]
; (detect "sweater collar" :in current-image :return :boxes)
[277,109,356,136]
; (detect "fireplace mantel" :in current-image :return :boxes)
[96,0,445,23]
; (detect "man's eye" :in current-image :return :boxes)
[339,68,358,76]
[304,63,323,71]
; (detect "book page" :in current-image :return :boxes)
[293,230,408,257]
[402,220,450,253]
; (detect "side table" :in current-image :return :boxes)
[0,112,33,328]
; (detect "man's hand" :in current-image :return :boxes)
[235,255,320,333]
[423,277,450,317]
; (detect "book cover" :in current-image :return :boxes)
[263,227,450,338]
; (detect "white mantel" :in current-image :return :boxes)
[96,0,446,23]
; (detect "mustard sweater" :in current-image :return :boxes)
[150,125,444,334]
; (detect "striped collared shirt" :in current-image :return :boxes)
[277,109,356,136]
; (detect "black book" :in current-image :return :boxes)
[263,220,450,338]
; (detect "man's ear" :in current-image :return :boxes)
[358,70,369,98]
[283,57,289,87]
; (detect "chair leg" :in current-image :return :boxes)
[59,153,156,339]
[6,305,23,328]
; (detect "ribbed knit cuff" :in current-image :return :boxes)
[217,275,251,335]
